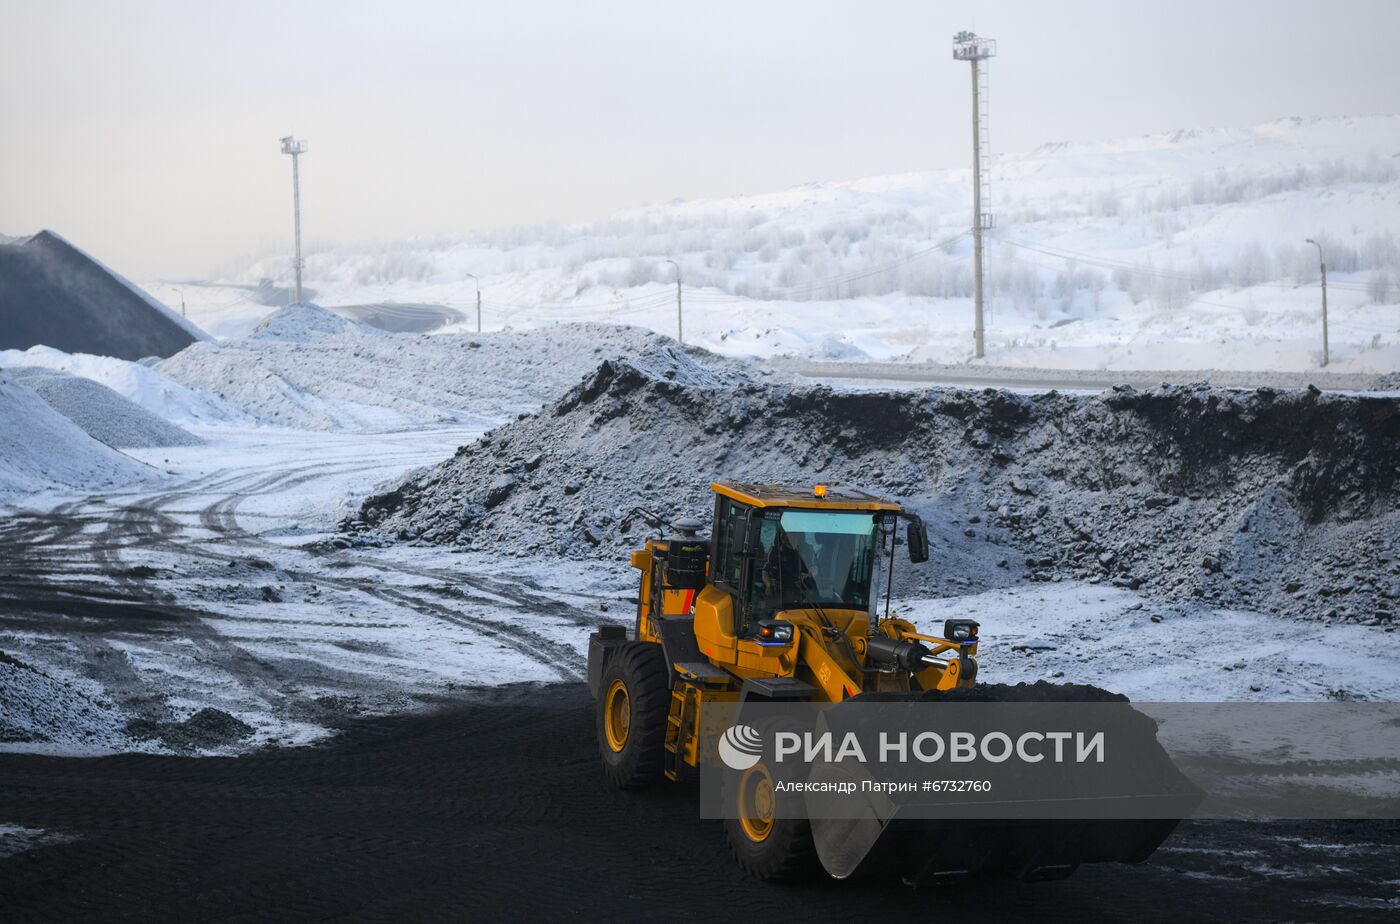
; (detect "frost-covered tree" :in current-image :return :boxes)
[1369,271,1393,305]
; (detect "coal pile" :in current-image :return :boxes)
[0,231,205,361]
[11,367,202,448]
[126,708,255,752]
[349,354,1400,624]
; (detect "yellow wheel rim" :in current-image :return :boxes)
[603,678,631,752]
[737,764,776,843]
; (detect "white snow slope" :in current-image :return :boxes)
[0,345,252,427]
[156,305,764,431]
[0,371,156,505]
[160,115,1400,372]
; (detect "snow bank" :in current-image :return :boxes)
[245,302,379,342]
[352,359,1400,626]
[0,371,155,504]
[158,306,763,431]
[9,367,202,448]
[0,345,251,427]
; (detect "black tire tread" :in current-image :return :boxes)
[596,642,670,789]
[725,814,821,881]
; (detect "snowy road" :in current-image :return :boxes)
[0,426,630,753]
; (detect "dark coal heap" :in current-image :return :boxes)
[0,231,204,360]
[348,353,1400,625]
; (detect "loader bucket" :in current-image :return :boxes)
[811,809,1184,882]
[803,682,1201,882]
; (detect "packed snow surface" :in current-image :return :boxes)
[9,367,201,449]
[162,115,1400,372]
[157,305,765,431]
[0,824,75,859]
[0,345,251,427]
[0,371,155,505]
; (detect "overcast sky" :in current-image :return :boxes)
[2,0,1398,278]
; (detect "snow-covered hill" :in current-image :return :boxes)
[154,115,1400,371]
[156,305,763,431]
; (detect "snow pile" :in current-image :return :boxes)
[158,306,763,430]
[0,345,251,427]
[246,303,378,342]
[351,361,1400,625]
[0,371,155,504]
[10,368,202,448]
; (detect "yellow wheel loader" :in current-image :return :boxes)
[587,482,1183,883]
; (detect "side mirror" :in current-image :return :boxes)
[906,518,929,564]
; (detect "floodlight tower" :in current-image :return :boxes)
[464,272,482,333]
[280,135,308,305]
[1304,238,1330,367]
[952,31,996,359]
[663,259,682,344]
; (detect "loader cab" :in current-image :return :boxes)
[707,482,907,639]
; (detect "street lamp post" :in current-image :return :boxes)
[1304,238,1330,367]
[464,273,481,333]
[279,136,308,305]
[663,259,682,345]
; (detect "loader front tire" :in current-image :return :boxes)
[596,642,668,789]
[724,761,820,881]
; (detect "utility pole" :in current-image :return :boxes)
[280,136,308,305]
[953,32,996,359]
[1305,238,1330,367]
[664,259,682,344]
[465,273,481,333]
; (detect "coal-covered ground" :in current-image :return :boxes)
[0,683,1396,923]
[352,352,1400,625]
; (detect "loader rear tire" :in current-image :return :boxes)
[596,642,668,790]
[724,761,820,881]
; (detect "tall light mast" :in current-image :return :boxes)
[952,31,996,358]
[280,135,308,305]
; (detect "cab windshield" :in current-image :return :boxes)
[752,509,882,615]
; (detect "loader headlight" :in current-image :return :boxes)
[943,619,980,643]
[756,619,794,645]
